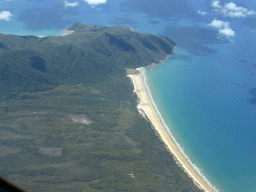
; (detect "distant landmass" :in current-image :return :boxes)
[0,24,203,192]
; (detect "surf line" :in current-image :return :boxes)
[127,66,218,192]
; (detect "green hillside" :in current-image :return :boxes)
[0,23,174,99]
[0,24,203,192]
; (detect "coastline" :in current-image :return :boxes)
[60,29,74,36]
[127,66,217,192]
[37,29,74,38]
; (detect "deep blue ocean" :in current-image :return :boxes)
[1,0,256,191]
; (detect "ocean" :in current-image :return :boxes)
[146,46,256,191]
[1,0,256,191]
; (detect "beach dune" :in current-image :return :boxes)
[127,67,216,192]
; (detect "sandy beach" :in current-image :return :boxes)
[37,29,74,38]
[60,29,74,36]
[127,67,216,192]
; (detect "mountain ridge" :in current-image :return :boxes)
[0,23,175,99]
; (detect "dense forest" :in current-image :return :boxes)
[0,23,174,99]
[0,23,203,192]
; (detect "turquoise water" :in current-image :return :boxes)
[2,0,256,191]
[146,47,256,191]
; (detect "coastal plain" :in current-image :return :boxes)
[1,23,203,191]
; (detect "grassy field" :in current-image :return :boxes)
[0,77,203,192]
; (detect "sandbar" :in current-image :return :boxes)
[127,67,217,192]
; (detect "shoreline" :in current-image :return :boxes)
[38,29,74,38]
[60,29,74,36]
[127,66,217,192]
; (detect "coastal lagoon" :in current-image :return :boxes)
[146,47,256,191]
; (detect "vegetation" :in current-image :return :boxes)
[0,23,174,99]
[0,24,202,192]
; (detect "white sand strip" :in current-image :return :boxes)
[127,67,217,192]
[60,29,74,36]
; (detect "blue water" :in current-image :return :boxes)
[146,47,256,191]
[1,0,256,191]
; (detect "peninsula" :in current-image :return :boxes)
[0,23,204,192]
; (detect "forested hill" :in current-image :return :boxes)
[0,23,175,99]
[0,24,203,192]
